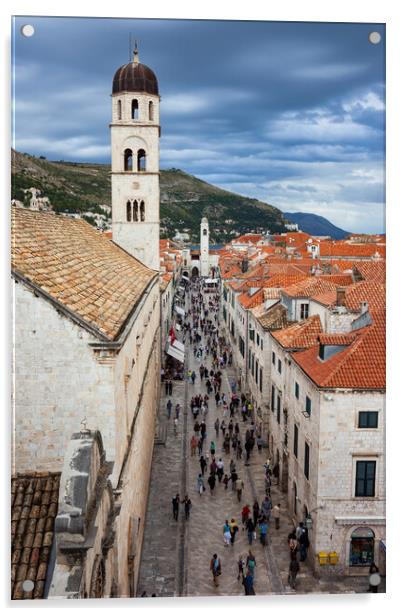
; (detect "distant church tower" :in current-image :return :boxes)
[200,217,210,277]
[110,43,160,270]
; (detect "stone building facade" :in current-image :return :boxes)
[12,208,161,597]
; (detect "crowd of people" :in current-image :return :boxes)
[165,275,305,595]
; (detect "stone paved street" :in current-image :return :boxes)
[137,281,384,598]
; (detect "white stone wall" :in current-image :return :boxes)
[13,281,115,472]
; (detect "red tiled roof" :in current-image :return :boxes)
[353,261,386,284]
[318,333,356,345]
[263,273,309,288]
[312,280,385,314]
[282,277,337,299]
[271,314,322,349]
[11,472,61,600]
[233,234,263,244]
[319,241,386,258]
[292,315,385,389]
[239,288,265,309]
[319,274,354,286]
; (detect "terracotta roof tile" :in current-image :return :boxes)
[11,472,61,600]
[271,314,322,349]
[292,315,385,389]
[319,241,386,258]
[312,280,385,314]
[282,277,337,299]
[257,303,289,330]
[239,288,265,309]
[11,208,157,341]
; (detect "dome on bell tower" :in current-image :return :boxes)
[112,44,159,96]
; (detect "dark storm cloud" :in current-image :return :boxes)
[12,17,385,233]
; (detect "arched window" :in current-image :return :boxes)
[203,229,207,236]
[140,200,145,221]
[133,200,138,222]
[137,149,146,172]
[126,200,132,222]
[149,101,154,121]
[124,149,133,171]
[117,99,122,120]
[350,527,375,567]
[131,99,139,120]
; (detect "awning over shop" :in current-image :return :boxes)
[172,339,185,353]
[166,344,185,363]
[175,323,181,331]
[177,286,185,292]
[205,278,218,284]
[174,305,185,316]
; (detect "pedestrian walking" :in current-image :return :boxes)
[181,495,192,520]
[190,434,198,456]
[210,554,221,587]
[288,530,298,557]
[197,473,205,496]
[288,555,300,589]
[223,520,231,547]
[223,474,229,490]
[259,518,268,546]
[172,494,180,521]
[298,525,310,562]
[217,458,224,482]
[252,501,260,526]
[241,504,251,527]
[246,518,255,545]
[229,518,239,545]
[273,504,281,529]
[236,478,244,502]
[207,473,216,494]
[237,555,245,580]
[165,380,169,395]
[210,441,216,456]
[166,399,172,419]
[214,418,220,438]
[175,404,180,419]
[242,572,255,595]
[168,380,173,395]
[246,550,256,578]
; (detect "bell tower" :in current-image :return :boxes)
[110,44,160,270]
[200,217,210,277]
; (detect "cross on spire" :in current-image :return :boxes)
[133,40,139,65]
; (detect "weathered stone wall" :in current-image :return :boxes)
[13,281,115,472]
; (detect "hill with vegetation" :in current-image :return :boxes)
[11,150,287,242]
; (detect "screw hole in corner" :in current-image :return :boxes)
[21,24,35,38]
[369,32,381,45]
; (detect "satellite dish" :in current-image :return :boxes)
[307,239,312,244]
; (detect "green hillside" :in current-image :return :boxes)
[11,150,286,242]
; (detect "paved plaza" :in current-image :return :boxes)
[137,284,383,598]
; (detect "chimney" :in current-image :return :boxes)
[336,287,346,307]
[360,301,369,314]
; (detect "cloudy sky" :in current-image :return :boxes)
[12,17,385,233]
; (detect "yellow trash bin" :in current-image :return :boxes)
[318,552,329,565]
[329,552,339,565]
